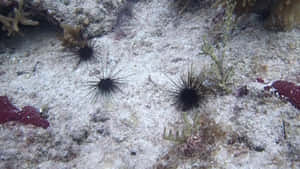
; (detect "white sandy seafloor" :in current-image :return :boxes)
[0,0,299,169]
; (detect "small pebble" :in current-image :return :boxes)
[70,128,89,145]
[96,125,110,137]
[236,85,249,97]
[83,18,90,26]
[63,0,70,6]
[75,8,84,15]
[0,71,5,76]
[39,104,50,119]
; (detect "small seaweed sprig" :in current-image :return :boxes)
[163,112,200,143]
[200,39,234,94]
[174,0,210,14]
[174,0,192,14]
[211,0,237,46]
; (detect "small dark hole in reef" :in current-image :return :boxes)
[252,146,265,152]
[130,151,137,156]
[236,85,249,97]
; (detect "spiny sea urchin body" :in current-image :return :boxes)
[61,42,98,69]
[169,67,208,111]
[59,24,99,67]
[87,67,126,103]
[76,44,96,66]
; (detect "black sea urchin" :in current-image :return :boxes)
[60,42,98,69]
[169,66,208,111]
[59,24,97,68]
[87,66,126,103]
[76,44,95,66]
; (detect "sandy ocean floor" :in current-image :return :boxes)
[0,0,299,169]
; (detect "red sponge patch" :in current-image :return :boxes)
[0,96,49,129]
[265,80,300,110]
[0,96,20,123]
[18,106,50,129]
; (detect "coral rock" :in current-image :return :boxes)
[264,0,300,31]
[223,0,300,31]
[234,0,274,16]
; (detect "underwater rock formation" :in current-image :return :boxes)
[221,0,300,31]
[264,0,300,31]
[233,0,274,16]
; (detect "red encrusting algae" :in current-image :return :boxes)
[0,96,20,123]
[18,106,50,129]
[264,80,300,110]
[0,96,49,129]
